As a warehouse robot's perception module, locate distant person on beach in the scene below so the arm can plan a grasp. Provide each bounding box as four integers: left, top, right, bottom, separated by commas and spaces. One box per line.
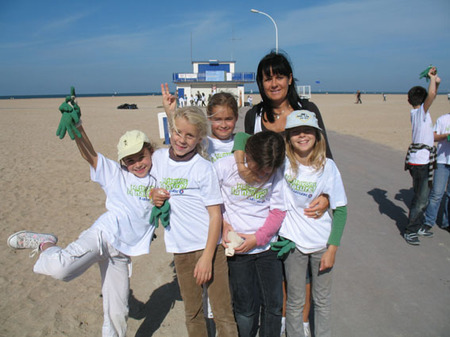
202, 92, 206, 107
178, 94, 185, 107
423, 112, 450, 232
355, 90, 362, 104
247, 95, 253, 107
383, 93, 387, 101
194, 93, 199, 106
151, 106, 238, 337
7, 99, 158, 337
403, 66, 440, 245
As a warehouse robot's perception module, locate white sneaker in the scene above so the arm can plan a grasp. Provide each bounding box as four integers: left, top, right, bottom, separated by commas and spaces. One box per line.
7, 230, 57, 256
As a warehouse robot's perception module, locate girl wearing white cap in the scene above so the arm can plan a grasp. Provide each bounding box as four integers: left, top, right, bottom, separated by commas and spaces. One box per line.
279, 110, 347, 337
8, 117, 157, 337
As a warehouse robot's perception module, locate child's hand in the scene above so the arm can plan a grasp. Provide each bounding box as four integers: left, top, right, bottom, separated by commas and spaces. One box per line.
194, 255, 212, 285
428, 66, 437, 77
428, 67, 441, 84
161, 83, 177, 117
150, 188, 170, 207
234, 233, 257, 253
221, 220, 234, 249
304, 194, 329, 219
319, 245, 337, 271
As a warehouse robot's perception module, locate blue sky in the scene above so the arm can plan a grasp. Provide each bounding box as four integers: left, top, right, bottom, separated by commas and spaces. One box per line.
1, 0, 449, 95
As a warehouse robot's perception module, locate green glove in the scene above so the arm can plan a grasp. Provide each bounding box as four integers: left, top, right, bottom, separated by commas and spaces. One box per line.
150, 201, 171, 228
419, 65, 437, 82
56, 87, 82, 140
56, 113, 82, 140
270, 236, 296, 259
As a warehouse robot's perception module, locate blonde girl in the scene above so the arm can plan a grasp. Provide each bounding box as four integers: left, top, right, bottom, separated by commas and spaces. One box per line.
279, 110, 347, 337
151, 106, 238, 337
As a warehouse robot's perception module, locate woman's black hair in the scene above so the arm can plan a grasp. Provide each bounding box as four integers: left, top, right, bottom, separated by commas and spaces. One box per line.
256, 50, 302, 122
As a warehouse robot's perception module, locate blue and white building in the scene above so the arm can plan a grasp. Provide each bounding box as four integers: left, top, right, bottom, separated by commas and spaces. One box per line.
173, 60, 255, 107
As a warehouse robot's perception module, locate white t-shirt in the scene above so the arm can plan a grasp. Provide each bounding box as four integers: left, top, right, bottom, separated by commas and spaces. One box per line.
214, 155, 286, 254
90, 153, 156, 256
409, 104, 434, 164
434, 113, 450, 165
279, 158, 347, 254
207, 135, 234, 163
151, 148, 223, 253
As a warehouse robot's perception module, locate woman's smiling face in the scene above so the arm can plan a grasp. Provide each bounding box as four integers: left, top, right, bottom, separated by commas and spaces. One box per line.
262, 68, 292, 105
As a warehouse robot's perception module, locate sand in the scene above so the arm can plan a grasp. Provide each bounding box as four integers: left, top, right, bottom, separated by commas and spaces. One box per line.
0, 93, 448, 336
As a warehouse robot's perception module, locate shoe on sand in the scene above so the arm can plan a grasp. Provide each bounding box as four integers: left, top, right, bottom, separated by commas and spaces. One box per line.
7, 230, 57, 256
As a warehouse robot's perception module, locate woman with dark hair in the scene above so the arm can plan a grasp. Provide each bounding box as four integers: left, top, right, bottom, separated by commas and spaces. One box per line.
245, 51, 332, 158
237, 51, 333, 337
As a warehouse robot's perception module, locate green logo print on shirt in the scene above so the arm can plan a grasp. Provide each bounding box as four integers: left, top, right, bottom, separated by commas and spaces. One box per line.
231, 183, 268, 202
127, 184, 155, 201
161, 178, 189, 194
285, 174, 317, 198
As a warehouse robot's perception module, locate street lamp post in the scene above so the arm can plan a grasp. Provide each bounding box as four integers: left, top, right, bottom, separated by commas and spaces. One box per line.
250, 9, 278, 53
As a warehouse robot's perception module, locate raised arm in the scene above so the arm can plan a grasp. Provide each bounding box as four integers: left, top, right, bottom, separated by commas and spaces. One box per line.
161, 83, 177, 117
423, 67, 441, 112
74, 125, 98, 169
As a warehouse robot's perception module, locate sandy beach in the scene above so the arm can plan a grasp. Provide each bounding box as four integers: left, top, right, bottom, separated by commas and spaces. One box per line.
0, 93, 449, 337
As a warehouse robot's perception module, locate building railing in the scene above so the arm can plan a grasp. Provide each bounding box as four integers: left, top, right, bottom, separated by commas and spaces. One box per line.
173, 72, 255, 83
297, 85, 311, 99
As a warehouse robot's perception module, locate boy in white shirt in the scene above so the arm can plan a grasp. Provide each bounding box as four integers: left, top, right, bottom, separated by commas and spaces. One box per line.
404, 67, 440, 245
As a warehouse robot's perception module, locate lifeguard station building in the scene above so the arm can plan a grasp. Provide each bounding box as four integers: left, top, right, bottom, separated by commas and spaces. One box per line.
172, 60, 255, 107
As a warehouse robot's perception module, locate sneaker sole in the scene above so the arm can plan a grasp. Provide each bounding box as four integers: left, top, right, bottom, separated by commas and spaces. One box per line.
7, 230, 58, 249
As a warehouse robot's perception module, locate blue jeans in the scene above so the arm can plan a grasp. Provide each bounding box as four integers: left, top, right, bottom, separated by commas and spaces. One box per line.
424, 163, 450, 228
406, 164, 431, 234
227, 249, 283, 337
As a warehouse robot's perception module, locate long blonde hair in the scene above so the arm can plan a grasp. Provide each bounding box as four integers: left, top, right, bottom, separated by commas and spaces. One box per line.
169, 106, 209, 159
285, 127, 326, 175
